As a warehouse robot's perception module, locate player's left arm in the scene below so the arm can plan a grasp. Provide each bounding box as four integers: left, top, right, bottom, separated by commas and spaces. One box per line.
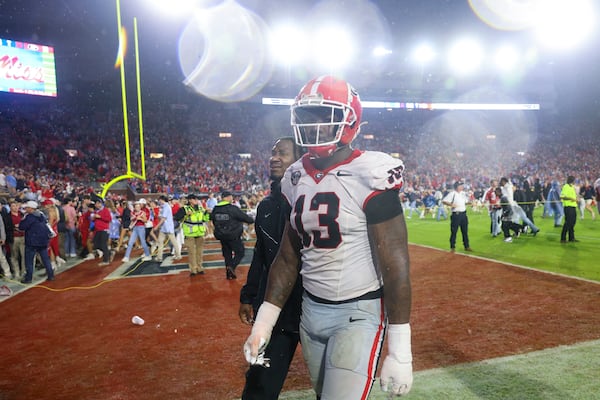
366, 189, 413, 396
366, 191, 411, 325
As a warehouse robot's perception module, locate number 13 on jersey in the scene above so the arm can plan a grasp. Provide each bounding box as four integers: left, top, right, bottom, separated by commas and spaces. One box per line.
293, 193, 342, 249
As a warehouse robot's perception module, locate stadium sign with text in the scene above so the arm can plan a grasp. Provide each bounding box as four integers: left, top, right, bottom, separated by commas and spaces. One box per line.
0, 37, 57, 97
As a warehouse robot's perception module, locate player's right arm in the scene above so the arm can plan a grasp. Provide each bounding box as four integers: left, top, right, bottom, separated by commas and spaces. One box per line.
243, 221, 301, 365
263, 221, 301, 307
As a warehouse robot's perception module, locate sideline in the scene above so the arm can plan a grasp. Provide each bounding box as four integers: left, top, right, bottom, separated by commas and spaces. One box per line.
1, 239, 256, 301
0, 256, 85, 302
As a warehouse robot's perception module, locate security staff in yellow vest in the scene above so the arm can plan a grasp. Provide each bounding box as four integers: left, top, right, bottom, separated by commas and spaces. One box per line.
174, 194, 210, 276
560, 175, 579, 243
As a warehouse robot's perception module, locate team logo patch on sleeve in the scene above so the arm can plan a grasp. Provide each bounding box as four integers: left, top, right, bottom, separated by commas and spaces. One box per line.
291, 170, 301, 186
387, 165, 404, 185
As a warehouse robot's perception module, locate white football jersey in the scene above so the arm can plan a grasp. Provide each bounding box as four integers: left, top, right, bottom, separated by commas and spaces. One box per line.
281, 149, 405, 302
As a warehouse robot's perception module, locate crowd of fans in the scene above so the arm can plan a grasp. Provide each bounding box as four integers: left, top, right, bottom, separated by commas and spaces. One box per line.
1, 99, 598, 279
1, 100, 599, 203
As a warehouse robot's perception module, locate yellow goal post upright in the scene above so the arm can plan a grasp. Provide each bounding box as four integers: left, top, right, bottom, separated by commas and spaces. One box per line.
101, 0, 146, 199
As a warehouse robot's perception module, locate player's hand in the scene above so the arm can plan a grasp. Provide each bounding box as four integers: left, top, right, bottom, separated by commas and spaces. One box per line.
243, 332, 269, 366
239, 303, 254, 325
242, 302, 281, 366
380, 323, 413, 396
380, 355, 413, 396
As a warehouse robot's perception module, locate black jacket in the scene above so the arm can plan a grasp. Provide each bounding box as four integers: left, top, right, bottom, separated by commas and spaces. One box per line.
18, 210, 50, 247
240, 181, 302, 333
210, 201, 254, 241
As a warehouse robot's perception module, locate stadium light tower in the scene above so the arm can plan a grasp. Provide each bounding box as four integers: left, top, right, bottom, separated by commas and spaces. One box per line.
313, 26, 355, 70
145, 0, 201, 17
412, 43, 436, 65
494, 44, 518, 71
373, 45, 393, 56
448, 38, 484, 74
269, 24, 307, 66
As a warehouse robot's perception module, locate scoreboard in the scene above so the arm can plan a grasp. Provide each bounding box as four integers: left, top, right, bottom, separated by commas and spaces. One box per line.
0, 37, 57, 97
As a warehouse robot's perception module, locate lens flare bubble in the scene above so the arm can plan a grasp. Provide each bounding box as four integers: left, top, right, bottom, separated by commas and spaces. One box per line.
305, 0, 391, 87
178, 0, 272, 102
468, 0, 537, 31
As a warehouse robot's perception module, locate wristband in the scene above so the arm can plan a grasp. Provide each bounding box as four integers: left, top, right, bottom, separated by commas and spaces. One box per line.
244, 301, 282, 365
253, 301, 281, 332
387, 323, 412, 363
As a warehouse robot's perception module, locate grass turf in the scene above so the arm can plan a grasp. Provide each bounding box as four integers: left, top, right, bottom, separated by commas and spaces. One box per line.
405, 206, 600, 282
277, 339, 600, 400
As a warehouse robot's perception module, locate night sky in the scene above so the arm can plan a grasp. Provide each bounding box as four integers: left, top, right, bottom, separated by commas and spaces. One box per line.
1, 0, 599, 118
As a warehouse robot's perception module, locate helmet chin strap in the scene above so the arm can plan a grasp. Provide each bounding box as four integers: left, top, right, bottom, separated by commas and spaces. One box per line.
335, 142, 352, 153
308, 142, 351, 160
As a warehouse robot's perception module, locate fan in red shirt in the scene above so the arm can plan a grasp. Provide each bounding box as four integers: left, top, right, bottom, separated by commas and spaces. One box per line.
483, 179, 502, 237
90, 200, 113, 266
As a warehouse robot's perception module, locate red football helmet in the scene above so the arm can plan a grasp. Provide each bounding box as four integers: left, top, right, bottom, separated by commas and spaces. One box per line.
291, 76, 363, 158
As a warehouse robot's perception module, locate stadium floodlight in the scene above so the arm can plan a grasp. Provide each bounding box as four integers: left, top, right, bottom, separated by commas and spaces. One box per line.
412, 43, 436, 65
448, 38, 484, 74
145, 0, 200, 16
312, 26, 355, 70
269, 24, 307, 66
494, 44, 519, 71
373, 46, 392, 56
534, 0, 596, 50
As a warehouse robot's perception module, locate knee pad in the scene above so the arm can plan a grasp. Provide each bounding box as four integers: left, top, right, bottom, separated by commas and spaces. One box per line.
329, 329, 365, 370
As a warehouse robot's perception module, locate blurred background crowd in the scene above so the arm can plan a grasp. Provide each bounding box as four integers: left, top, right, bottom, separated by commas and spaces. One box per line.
1, 101, 598, 203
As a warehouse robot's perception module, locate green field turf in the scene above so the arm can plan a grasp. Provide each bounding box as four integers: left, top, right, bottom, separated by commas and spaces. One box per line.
278, 339, 600, 400
406, 206, 600, 282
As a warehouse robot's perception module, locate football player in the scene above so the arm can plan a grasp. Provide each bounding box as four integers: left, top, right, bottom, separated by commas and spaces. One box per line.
244, 76, 413, 399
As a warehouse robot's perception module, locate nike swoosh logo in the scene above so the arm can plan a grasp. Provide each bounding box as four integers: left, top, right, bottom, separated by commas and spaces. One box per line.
349, 317, 366, 323
336, 171, 352, 177
264, 213, 271, 218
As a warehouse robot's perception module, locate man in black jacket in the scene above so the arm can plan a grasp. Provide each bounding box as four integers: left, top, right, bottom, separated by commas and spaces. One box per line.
19, 201, 55, 283
211, 191, 254, 279
238, 137, 304, 400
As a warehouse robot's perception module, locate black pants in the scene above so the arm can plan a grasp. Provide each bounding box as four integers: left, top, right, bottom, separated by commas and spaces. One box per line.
501, 220, 523, 238
242, 330, 300, 400
450, 212, 469, 249
523, 203, 535, 223
219, 237, 245, 270
93, 231, 110, 262
561, 206, 577, 241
